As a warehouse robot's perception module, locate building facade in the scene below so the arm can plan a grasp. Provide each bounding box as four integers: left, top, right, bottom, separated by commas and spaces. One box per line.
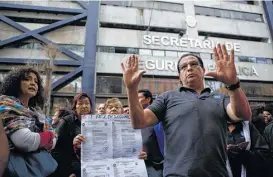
1, 0, 273, 113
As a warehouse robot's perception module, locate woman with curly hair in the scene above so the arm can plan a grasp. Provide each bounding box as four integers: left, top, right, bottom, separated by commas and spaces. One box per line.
0, 67, 57, 177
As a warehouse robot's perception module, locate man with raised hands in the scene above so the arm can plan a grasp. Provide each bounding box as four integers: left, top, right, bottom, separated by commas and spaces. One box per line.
121, 44, 252, 177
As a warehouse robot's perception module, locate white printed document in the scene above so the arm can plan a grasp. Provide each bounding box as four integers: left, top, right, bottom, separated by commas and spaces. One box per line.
81, 114, 148, 177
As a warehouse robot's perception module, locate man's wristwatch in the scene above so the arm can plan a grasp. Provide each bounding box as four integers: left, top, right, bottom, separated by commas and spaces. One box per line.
225, 79, 240, 91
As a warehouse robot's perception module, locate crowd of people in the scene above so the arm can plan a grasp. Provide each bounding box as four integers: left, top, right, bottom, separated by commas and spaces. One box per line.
0, 43, 273, 177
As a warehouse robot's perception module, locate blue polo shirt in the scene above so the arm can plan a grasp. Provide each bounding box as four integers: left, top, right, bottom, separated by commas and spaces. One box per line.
154, 123, 164, 156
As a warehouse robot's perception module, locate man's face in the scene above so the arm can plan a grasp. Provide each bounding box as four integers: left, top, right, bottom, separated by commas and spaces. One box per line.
123, 107, 129, 114
178, 56, 205, 88
138, 92, 151, 108
52, 110, 60, 125
263, 111, 272, 123
97, 103, 105, 114
105, 102, 123, 114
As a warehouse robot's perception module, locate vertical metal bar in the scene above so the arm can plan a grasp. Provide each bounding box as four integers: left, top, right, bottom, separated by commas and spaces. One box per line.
82, 1, 100, 112
263, 1, 273, 42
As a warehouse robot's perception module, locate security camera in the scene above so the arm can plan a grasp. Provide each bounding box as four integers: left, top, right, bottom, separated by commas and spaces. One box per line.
179, 31, 184, 37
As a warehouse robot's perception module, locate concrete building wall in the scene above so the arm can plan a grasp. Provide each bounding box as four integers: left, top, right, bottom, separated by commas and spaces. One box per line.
1, 0, 272, 60
4, 1, 83, 9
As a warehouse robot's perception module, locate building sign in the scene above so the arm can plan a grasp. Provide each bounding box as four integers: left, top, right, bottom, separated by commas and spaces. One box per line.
143, 35, 241, 52
207, 64, 258, 77
96, 53, 273, 81
145, 59, 258, 77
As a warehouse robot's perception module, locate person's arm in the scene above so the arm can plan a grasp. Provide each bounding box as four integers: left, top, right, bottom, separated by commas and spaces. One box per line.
205, 44, 251, 121
127, 89, 158, 129
121, 55, 158, 129
0, 121, 9, 177
226, 88, 252, 121
9, 128, 56, 152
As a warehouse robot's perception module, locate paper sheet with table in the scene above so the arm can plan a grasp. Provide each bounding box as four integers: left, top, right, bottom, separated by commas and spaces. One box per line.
81, 114, 148, 177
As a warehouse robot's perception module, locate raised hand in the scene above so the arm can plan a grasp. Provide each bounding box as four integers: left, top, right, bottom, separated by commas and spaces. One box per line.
121, 55, 146, 90
205, 44, 238, 86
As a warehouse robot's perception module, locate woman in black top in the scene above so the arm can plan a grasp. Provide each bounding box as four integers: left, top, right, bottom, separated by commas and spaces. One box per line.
50, 93, 92, 177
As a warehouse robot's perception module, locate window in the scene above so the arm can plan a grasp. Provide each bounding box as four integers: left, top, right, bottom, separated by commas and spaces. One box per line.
153, 2, 184, 12
241, 82, 273, 97
238, 56, 251, 62
96, 76, 122, 94
195, 6, 263, 22
248, 57, 257, 63
152, 50, 165, 57
235, 56, 239, 62
102, 1, 184, 12
97, 46, 115, 53
243, 13, 263, 22
115, 47, 127, 54
55, 76, 82, 93
213, 9, 221, 17
267, 59, 273, 64
177, 52, 188, 57
165, 51, 178, 57
200, 53, 212, 60
195, 6, 210, 16
199, 32, 265, 42
220, 10, 231, 18
61, 44, 84, 52
127, 48, 139, 54
190, 52, 200, 57
256, 58, 267, 64
51, 97, 73, 115
139, 49, 152, 56
230, 11, 244, 20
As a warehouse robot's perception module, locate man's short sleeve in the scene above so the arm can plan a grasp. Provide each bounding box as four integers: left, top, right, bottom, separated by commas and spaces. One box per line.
147, 93, 167, 122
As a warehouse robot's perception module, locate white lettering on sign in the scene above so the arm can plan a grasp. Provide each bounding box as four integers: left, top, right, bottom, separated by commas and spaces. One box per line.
143, 35, 241, 52
161, 36, 170, 46
145, 60, 177, 72
145, 59, 258, 77
207, 64, 259, 77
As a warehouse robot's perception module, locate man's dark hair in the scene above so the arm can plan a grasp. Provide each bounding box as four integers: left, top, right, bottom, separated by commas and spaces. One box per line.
0, 67, 44, 107
138, 89, 153, 104
58, 107, 72, 119
264, 105, 273, 115
123, 105, 129, 108
177, 53, 204, 73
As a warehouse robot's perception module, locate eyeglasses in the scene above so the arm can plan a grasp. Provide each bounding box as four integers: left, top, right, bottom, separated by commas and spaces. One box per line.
179, 61, 200, 72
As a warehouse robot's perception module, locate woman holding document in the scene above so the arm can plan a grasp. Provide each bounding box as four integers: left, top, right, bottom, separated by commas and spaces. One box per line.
50, 93, 92, 177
